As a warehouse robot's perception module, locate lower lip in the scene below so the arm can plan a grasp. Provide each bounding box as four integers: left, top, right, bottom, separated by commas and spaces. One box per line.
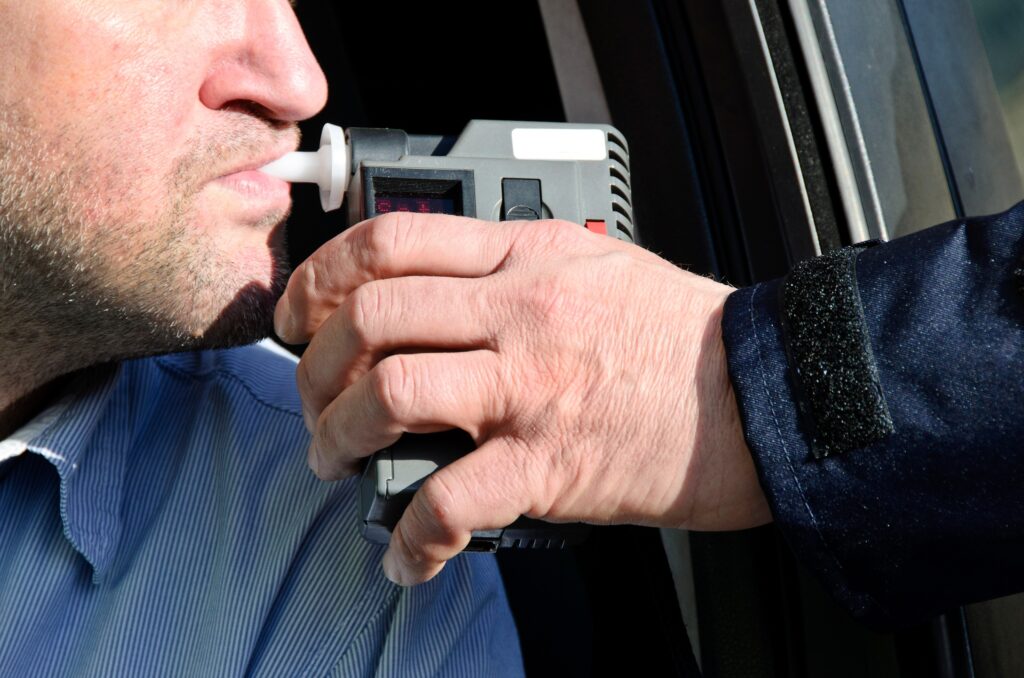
214, 170, 292, 206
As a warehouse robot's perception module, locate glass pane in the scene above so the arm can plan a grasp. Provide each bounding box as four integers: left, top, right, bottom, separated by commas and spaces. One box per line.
971, 0, 1024, 178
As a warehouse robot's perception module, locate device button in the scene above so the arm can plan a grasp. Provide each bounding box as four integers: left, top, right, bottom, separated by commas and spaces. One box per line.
501, 178, 543, 221
585, 219, 607, 235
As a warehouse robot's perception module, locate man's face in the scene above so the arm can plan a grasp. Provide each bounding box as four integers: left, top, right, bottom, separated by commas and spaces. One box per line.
0, 0, 327, 362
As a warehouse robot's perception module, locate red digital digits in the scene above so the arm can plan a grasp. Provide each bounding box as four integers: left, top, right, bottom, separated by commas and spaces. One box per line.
376, 196, 450, 215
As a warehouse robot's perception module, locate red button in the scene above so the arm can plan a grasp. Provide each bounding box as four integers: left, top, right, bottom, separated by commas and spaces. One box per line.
585, 219, 607, 235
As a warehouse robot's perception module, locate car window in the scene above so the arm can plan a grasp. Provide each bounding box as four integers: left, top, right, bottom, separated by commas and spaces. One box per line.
971, 0, 1024, 177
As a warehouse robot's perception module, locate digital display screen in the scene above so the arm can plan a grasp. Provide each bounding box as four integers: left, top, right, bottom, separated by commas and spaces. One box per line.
374, 195, 457, 215
363, 170, 474, 219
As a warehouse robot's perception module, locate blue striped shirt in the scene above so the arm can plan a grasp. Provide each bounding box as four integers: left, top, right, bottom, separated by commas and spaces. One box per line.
0, 341, 523, 676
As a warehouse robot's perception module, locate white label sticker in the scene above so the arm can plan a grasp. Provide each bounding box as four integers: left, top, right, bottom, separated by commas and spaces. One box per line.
511, 128, 608, 161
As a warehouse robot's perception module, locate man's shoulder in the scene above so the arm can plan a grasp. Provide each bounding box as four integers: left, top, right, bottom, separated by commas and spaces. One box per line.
100, 343, 522, 676
139, 339, 303, 420
113, 341, 308, 467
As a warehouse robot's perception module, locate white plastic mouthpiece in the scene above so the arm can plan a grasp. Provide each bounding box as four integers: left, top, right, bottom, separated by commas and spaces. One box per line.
261, 123, 349, 212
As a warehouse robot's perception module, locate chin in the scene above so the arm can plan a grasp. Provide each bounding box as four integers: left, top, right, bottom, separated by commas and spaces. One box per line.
194, 283, 281, 349
185, 224, 292, 349
182, 269, 287, 350
209, 204, 291, 275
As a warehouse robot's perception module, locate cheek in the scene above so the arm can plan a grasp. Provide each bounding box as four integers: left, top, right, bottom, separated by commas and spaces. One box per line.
14, 3, 202, 192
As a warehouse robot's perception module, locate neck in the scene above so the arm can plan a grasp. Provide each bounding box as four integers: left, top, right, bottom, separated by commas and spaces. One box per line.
0, 327, 78, 440
0, 374, 71, 441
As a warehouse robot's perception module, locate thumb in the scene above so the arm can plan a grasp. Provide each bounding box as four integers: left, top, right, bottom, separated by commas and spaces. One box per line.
381, 436, 535, 586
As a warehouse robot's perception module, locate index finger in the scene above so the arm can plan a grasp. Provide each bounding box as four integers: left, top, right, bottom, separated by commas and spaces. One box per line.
381, 436, 539, 586
275, 212, 516, 344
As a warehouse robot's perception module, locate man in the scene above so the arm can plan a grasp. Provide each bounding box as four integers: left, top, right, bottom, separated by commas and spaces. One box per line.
0, 1, 521, 675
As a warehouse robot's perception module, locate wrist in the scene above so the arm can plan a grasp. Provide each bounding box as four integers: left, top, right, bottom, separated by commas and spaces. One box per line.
679, 282, 772, 531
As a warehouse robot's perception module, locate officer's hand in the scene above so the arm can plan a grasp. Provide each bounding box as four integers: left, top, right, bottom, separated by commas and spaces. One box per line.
275, 212, 771, 585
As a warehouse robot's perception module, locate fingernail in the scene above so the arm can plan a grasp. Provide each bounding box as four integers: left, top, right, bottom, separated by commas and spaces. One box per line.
382, 548, 403, 585
301, 405, 316, 434
274, 305, 295, 341
307, 439, 321, 477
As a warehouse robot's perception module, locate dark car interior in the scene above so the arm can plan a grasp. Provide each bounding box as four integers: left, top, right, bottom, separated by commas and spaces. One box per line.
290, 2, 1024, 676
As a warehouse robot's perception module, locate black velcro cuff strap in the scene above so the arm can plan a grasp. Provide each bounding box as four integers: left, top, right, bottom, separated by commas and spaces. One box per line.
781, 245, 893, 458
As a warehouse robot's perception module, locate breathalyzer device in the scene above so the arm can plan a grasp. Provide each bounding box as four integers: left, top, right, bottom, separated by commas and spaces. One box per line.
263, 120, 636, 551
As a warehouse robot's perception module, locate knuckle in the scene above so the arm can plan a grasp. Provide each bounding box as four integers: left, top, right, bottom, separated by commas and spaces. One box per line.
346, 281, 387, 349
508, 219, 575, 257
312, 408, 343, 458
363, 212, 412, 271
301, 254, 334, 300
548, 218, 581, 238
372, 355, 417, 422
418, 474, 461, 539
539, 219, 582, 250
598, 249, 635, 275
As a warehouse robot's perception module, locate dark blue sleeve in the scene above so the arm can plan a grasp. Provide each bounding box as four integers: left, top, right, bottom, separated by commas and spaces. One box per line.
721, 200, 1024, 629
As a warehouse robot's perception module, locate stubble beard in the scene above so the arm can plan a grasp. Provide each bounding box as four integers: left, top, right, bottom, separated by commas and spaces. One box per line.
0, 106, 293, 394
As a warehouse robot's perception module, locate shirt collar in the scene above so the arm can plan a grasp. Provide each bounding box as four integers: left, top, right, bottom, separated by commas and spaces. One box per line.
3, 365, 123, 581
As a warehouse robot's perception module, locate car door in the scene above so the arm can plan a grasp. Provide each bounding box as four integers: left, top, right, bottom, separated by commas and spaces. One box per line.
569, 0, 1022, 676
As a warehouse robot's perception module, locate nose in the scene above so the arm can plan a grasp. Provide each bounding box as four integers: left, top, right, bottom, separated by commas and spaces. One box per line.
200, 0, 329, 122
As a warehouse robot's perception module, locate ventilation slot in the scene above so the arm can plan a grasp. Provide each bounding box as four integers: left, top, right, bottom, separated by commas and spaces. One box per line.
609, 166, 629, 185
607, 131, 628, 153
608, 148, 628, 169
611, 184, 631, 206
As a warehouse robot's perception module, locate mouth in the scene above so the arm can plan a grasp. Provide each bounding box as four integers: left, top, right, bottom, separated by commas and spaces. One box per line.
214, 169, 291, 201
212, 144, 298, 209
